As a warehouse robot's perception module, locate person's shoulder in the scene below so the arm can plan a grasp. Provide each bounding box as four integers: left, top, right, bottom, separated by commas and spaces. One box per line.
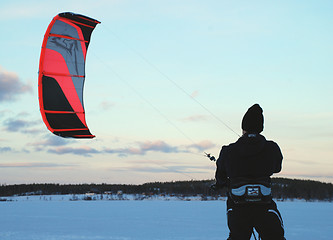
260, 134, 277, 144
263, 137, 281, 151
220, 141, 237, 154
265, 138, 279, 146
222, 140, 238, 149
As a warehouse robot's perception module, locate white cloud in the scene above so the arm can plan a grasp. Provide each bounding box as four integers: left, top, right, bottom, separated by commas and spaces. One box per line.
0, 147, 12, 153
48, 146, 100, 157
0, 162, 75, 168
2, 117, 40, 134
99, 101, 115, 110
0, 0, 120, 20
104, 140, 187, 157
187, 140, 216, 152
181, 115, 208, 122
0, 66, 32, 102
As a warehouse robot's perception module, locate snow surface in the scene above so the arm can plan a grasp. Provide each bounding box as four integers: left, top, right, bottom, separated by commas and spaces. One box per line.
0, 195, 332, 240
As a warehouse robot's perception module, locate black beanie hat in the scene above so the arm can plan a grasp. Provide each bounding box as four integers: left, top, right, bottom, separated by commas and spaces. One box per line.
241, 104, 264, 133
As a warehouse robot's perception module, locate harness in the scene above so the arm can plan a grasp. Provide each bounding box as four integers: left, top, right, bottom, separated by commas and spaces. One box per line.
228, 177, 272, 204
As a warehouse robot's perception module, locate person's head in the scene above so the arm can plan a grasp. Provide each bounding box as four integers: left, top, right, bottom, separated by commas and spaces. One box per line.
241, 104, 264, 134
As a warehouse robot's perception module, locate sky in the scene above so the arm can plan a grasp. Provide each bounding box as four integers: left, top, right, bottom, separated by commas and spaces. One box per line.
0, 0, 332, 185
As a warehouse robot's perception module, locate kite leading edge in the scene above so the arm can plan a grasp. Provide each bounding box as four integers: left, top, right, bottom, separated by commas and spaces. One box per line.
38, 12, 100, 138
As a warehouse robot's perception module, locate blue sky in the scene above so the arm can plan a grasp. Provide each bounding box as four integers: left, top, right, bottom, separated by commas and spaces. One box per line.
0, 0, 332, 184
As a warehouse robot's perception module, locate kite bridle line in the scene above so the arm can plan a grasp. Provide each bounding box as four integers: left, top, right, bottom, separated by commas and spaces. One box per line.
92, 53, 202, 180
101, 24, 241, 138
93, 25, 241, 180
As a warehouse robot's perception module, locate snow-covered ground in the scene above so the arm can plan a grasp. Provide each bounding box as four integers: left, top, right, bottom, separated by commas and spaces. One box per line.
0, 195, 332, 239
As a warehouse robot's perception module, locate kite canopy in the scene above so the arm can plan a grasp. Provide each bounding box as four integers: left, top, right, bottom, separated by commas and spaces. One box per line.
38, 12, 100, 138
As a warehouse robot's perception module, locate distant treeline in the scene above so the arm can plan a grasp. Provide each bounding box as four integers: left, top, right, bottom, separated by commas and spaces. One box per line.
0, 178, 332, 201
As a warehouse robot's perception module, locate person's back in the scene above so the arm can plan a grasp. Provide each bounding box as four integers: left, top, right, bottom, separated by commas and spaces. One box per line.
221, 133, 282, 179
214, 104, 285, 240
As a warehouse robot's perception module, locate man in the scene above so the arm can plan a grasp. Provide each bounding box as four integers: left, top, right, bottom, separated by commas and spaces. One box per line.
214, 104, 285, 240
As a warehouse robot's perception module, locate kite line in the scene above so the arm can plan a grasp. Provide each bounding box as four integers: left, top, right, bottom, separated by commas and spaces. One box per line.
101, 24, 241, 138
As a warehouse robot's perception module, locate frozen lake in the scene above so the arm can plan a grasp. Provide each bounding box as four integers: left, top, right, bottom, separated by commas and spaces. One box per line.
0, 196, 332, 239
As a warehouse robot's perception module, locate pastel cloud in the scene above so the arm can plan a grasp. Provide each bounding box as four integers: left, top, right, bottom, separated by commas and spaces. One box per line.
188, 140, 216, 152
104, 140, 187, 157
47, 146, 99, 157
0, 66, 32, 102
181, 115, 208, 122
0, 147, 12, 153
0, 162, 75, 168
37, 138, 216, 157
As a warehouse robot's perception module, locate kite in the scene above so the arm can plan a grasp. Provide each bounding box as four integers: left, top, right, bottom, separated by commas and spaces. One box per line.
38, 12, 100, 138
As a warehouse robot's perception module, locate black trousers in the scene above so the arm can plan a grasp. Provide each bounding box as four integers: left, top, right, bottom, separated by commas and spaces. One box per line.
226, 199, 285, 240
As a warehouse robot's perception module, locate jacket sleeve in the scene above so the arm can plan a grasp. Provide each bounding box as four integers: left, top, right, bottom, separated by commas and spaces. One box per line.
215, 146, 228, 188
273, 143, 283, 173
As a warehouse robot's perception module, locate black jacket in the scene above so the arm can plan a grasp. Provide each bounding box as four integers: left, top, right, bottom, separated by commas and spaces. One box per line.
215, 133, 283, 188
